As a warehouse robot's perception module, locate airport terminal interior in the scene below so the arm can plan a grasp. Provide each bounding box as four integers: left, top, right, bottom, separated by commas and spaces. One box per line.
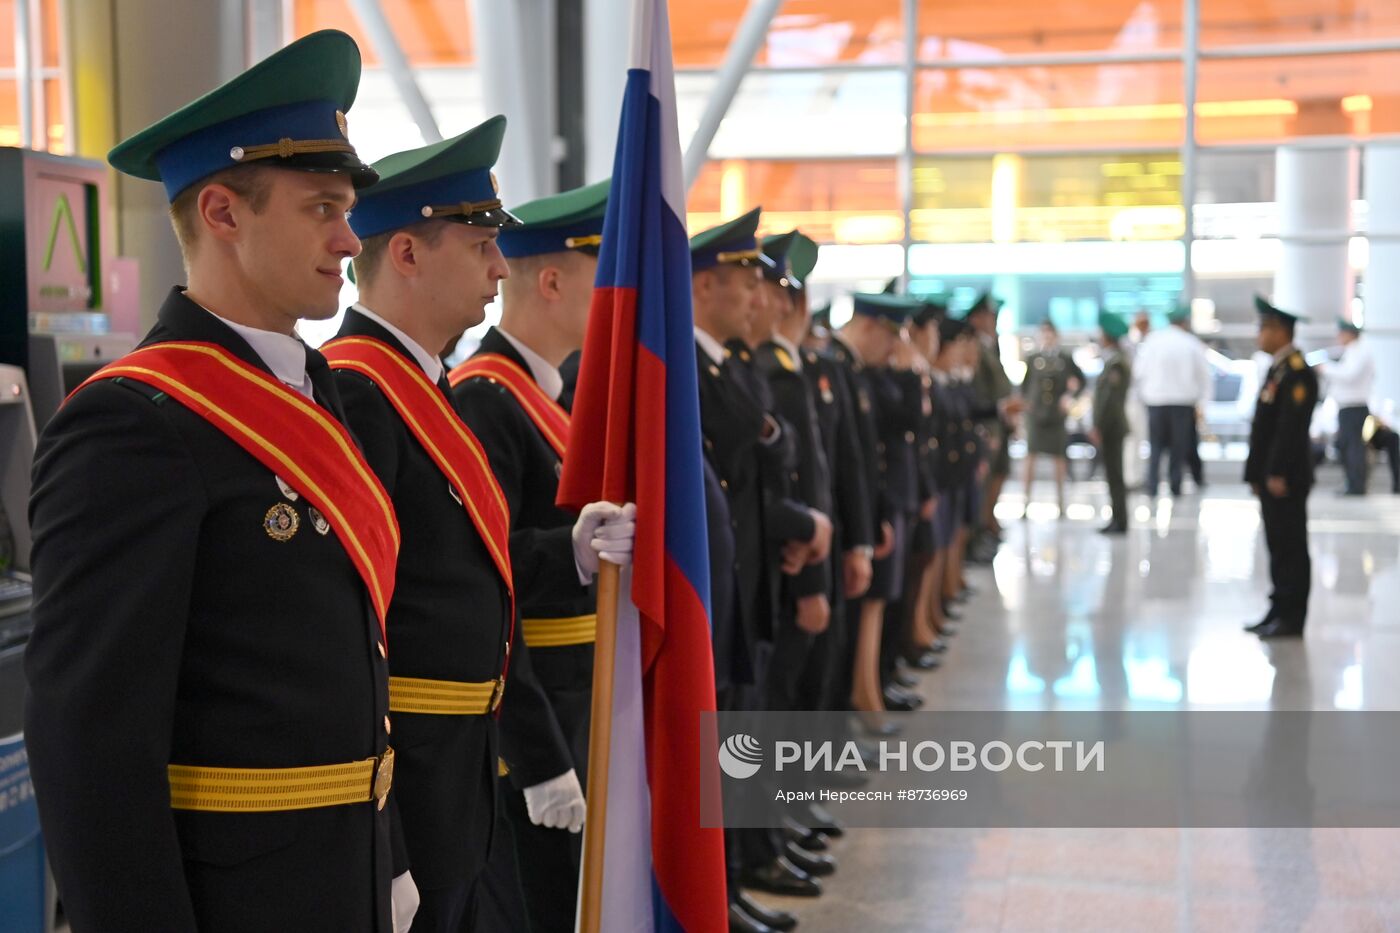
4, 1, 1400, 931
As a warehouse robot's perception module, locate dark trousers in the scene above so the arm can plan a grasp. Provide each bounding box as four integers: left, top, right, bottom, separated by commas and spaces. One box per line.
1147, 405, 1195, 495
1259, 489, 1311, 624
415, 877, 477, 933
1101, 428, 1128, 528
473, 804, 530, 933
1338, 405, 1370, 494
1372, 426, 1400, 491
1187, 418, 1204, 485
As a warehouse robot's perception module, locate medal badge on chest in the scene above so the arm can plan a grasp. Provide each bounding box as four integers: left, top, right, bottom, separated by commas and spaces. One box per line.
1260, 379, 1278, 405
264, 502, 300, 541
818, 374, 834, 405
307, 505, 331, 536
275, 476, 299, 501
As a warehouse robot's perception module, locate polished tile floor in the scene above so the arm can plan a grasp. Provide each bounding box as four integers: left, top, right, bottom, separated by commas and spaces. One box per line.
762, 464, 1400, 933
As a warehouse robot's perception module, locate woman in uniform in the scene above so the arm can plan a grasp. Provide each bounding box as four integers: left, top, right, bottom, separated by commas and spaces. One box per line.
1021, 319, 1085, 516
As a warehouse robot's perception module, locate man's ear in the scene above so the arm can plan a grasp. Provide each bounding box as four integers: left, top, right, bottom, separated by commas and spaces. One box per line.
386, 231, 420, 278
537, 264, 563, 301
196, 184, 241, 244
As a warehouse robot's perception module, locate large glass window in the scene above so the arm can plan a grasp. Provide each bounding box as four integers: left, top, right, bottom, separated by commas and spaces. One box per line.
688, 158, 902, 244
673, 0, 903, 68
1196, 51, 1400, 143
677, 69, 906, 158
914, 62, 1186, 151
2, 0, 69, 152
1199, 0, 1400, 48
916, 0, 1184, 58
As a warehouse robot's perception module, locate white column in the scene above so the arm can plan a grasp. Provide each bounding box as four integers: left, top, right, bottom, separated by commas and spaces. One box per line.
583, 0, 630, 183
470, 0, 556, 204
1364, 141, 1400, 413
1274, 144, 1357, 334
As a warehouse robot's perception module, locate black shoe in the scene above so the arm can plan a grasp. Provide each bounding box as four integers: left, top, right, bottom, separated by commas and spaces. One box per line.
1257, 619, 1305, 639
805, 803, 845, 837
824, 767, 869, 789
1098, 523, 1127, 535
906, 648, 941, 669
735, 892, 798, 932
1243, 614, 1276, 634
892, 668, 919, 688
941, 602, 963, 621
856, 714, 900, 738
740, 857, 822, 897
883, 684, 922, 711
937, 623, 958, 638
730, 901, 779, 933
784, 817, 828, 852
785, 841, 837, 877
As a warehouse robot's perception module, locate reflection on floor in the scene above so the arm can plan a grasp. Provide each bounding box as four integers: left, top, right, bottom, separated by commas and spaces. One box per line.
757, 473, 1400, 933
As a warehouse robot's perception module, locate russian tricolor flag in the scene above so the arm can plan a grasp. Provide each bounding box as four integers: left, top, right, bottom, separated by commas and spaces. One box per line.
555, 0, 727, 930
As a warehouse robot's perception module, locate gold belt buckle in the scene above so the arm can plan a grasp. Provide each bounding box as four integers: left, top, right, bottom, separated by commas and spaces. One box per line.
490, 676, 506, 714
372, 747, 395, 810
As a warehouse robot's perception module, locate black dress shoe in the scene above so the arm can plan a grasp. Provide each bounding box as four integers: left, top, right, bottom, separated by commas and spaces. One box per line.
785, 841, 837, 877
855, 713, 901, 737
883, 685, 922, 711
735, 892, 798, 932
1243, 614, 1276, 634
730, 901, 778, 933
902, 649, 940, 669
937, 623, 958, 638
1257, 619, 1304, 639
1098, 523, 1127, 535
740, 856, 822, 897
892, 668, 919, 689
941, 602, 963, 621
783, 816, 828, 851
805, 803, 845, 837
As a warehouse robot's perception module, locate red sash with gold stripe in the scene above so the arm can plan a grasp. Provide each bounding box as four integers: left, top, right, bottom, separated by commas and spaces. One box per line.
73, 341, 399, 634
322, 337, 515, 602
448, 353, 570, 458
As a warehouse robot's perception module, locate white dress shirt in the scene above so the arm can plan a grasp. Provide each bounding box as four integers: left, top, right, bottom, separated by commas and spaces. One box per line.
497, 327, 564, 401
1132, 325, 1212, 407
694, 326, 726, 366
350, 303, 445, 384
1326, 337, 1374, 408
204, 307, 314, 400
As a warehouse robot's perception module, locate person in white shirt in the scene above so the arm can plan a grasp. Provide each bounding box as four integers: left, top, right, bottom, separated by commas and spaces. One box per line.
1322, 318, 1375, 494
1132, 306, 1212, 496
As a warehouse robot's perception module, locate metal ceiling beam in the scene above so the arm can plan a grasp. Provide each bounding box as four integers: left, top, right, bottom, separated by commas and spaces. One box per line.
347, 0, 442, 143
682, 0, 784, 192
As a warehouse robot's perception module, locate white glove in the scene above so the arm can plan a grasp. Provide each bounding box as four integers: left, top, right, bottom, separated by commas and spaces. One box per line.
571, 502, 637, 578
391, 870, 419, 933
523, 768, 586, 834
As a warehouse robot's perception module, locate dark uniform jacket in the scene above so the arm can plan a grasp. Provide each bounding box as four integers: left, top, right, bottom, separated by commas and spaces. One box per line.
865, 366, 924, 516
826, 334, 887, 527
331, 309, 513, 892
1093, 350, 1132, 439
25, 290, 393, 932
1245, 348, 1319, 493
803, 346, 874, 555
452, 326, 595, 791
753, 339, 833, 602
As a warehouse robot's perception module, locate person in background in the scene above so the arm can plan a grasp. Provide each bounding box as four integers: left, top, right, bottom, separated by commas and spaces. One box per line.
1321, 318, 1375, 496
1020, 319, 1085, 516
1133, 305, 1211, 497
1244, 297, 1319, 640
1367, 415, 1400, 494
966, 294, 1020, 559
1092, 311, 1133, 535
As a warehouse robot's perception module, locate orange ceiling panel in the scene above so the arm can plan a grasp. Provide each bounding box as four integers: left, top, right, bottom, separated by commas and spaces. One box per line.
1199, 0, 1400, 47
293, 0, 474, 67
917, 0, 1183, 56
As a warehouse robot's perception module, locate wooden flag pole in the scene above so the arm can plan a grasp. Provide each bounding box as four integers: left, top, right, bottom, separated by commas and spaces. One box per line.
578, 558, 622, 933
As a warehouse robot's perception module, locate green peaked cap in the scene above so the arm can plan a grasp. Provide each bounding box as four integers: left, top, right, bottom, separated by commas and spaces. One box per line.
348, 115, 520, 238
1254, 295, 1308, 325
690, 206, 774, 272
1098, 310, 1130, 340
498, 178, 611, 257
108, 29, 375, 200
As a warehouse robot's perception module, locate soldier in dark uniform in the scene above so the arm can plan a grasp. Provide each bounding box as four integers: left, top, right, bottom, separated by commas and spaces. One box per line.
24, 32, 410, 932
836, 293, 925, 733
1244, 297, 1318, 639
1093, 311, 1133, 535
449, 181, 636, 933
690, 210, 833, 922
967, 293, 1021, 558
